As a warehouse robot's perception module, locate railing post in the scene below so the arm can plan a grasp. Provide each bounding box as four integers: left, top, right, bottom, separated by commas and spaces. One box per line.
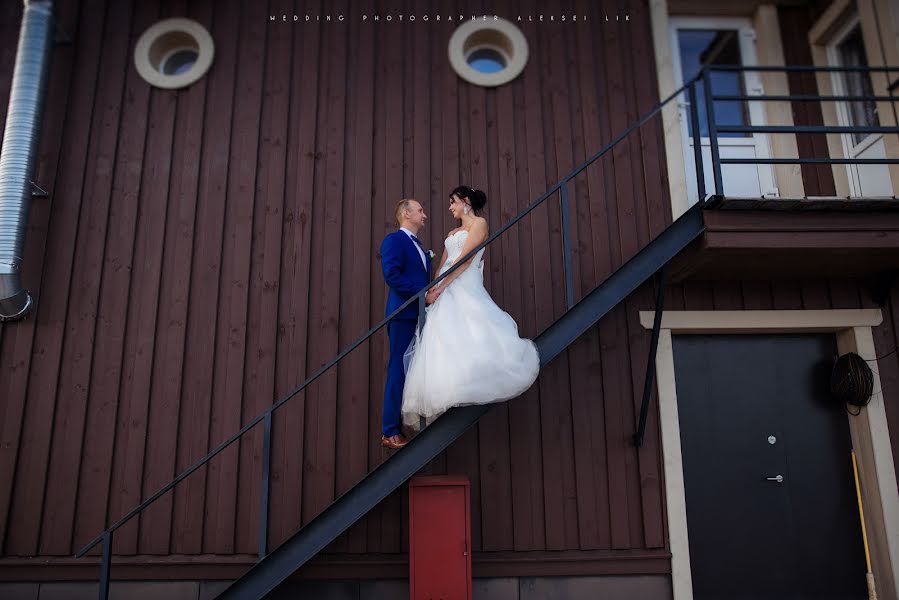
634, 264, 667, 448
98, 531, 112, 600
259, 411, 273, 560
560, 180, 575, 309
701, 68, 724, 196
688, 81, 706, 203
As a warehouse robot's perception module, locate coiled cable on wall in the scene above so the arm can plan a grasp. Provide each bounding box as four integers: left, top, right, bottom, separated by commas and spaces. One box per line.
831, 352, 875, 415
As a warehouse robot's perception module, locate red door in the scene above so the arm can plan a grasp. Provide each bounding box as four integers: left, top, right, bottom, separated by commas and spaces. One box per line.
409, 476, 472, 600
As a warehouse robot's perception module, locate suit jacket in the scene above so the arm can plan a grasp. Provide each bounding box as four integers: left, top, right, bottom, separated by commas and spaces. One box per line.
380, 230, 431, 321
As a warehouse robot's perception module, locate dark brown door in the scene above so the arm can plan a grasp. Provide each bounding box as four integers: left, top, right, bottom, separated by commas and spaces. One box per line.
673, 334, 867, 600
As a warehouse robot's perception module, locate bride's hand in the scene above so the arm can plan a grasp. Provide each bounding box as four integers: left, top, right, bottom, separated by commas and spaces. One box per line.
426, 286, 441, 305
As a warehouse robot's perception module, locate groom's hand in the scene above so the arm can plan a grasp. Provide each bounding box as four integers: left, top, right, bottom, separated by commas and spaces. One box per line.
425, 288, 440, 305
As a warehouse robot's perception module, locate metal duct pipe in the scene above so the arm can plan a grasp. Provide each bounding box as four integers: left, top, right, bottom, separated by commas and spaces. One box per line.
0, 0, 54, 321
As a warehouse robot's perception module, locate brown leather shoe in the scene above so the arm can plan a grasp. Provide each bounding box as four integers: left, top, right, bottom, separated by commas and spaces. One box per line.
381, 434, 408, 449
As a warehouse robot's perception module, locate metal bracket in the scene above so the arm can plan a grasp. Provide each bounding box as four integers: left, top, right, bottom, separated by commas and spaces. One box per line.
31, 181, 48, 198
634, 265, 667, 448
55, 23, 73, 46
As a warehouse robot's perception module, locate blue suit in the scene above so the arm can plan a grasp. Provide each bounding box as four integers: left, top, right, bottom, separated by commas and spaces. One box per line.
380, 230, 431, 436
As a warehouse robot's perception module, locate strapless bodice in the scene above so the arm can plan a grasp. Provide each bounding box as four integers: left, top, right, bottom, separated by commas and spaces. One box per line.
441, 230, 485, 277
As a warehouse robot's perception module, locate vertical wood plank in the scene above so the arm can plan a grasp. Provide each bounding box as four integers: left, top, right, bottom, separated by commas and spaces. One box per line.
109, 3, 183, 552
334, 0, 375, 555
799, 280, 832, 310
168, 0, 241, 555
370, 1, 406, 554
828, 279, 861, 309
137, 0, 209, 555
873, 285, 899, 481
71, 0, 156, 555
682, 281, 715, 310
597, 0, 640, 551
365, 6, 389, 552
521, 0, 579, 552
625, 0, 668, 550
568, 0, 615, 551
201, 0, 268, 554
270, 0, 321, 551
711, 281, 744, 311
741, 281, 774, 310
770, 279, 803, 310
608, 0, 650, 545
778, 6, 836, 196
234, 0, 292, 555
301, 0, 348, 531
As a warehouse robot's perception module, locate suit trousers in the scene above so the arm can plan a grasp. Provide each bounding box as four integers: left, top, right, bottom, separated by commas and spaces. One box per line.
383, 318, 417, 437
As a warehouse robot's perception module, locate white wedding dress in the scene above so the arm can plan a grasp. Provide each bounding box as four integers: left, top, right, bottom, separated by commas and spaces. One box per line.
401, 230, 540, 427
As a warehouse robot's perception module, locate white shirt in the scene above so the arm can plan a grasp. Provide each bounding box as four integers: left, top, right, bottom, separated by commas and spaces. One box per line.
400, 227, 428, 270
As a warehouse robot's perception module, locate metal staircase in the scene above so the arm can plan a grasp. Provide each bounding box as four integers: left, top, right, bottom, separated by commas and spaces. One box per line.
215, 199, 705, 599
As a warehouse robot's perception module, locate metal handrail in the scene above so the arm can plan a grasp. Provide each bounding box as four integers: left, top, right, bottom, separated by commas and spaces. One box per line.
709, 65, 899, 72
713, 95, 899, 102
75, 71, 708, 565
717, 125, 899, 134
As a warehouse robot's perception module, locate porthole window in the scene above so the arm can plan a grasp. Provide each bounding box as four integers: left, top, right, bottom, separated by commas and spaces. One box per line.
448, 18, 528, 87
134, 18, 214, 89
161, 48, 198, 76
468, 48, 506, 74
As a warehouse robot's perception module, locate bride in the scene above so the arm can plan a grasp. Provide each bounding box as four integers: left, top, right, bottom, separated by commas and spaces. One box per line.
401, 186, 540, 427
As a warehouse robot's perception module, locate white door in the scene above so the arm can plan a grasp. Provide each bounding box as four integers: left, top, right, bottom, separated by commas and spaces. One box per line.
670, 17, 779, 201
828, 17, 893, 197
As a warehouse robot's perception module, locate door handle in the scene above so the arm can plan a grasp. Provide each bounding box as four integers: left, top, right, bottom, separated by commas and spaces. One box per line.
766, 475, 784, 483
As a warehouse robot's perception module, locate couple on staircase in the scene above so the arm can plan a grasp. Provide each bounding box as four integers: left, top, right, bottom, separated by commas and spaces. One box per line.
379, 185, 540, 449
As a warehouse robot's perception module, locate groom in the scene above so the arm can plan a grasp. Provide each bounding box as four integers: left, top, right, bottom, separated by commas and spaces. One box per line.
379, 199, 432, 449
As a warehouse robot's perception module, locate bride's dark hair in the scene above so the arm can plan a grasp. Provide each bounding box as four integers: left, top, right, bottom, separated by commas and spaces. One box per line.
449, 185, 487, 215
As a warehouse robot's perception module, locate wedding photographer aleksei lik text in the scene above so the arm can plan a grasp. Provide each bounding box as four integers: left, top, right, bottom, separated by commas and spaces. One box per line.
269, 13, 632, 23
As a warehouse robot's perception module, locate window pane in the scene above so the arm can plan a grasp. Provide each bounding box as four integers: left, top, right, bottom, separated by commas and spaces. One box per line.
162, 49, 198, 76
677, 29, 749, 137
467, 48, 506, 74
836, 26, 879, 145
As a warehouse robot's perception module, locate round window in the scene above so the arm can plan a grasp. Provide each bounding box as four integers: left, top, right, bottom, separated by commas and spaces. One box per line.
161, 48, 199, 76
134, 18, 214, 89
467, 48, 506, 73
448, 18, 528, 87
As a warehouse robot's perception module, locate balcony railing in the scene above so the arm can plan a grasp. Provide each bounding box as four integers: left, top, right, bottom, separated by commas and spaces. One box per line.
697, 65, 899, 197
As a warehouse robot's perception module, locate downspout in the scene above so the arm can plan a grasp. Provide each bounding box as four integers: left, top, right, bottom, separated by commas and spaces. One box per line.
0, 0, 54, 321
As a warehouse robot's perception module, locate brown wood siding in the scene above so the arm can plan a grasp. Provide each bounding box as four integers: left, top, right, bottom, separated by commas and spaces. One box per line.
778, 4, 837, 196
1, 0, 897, 580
